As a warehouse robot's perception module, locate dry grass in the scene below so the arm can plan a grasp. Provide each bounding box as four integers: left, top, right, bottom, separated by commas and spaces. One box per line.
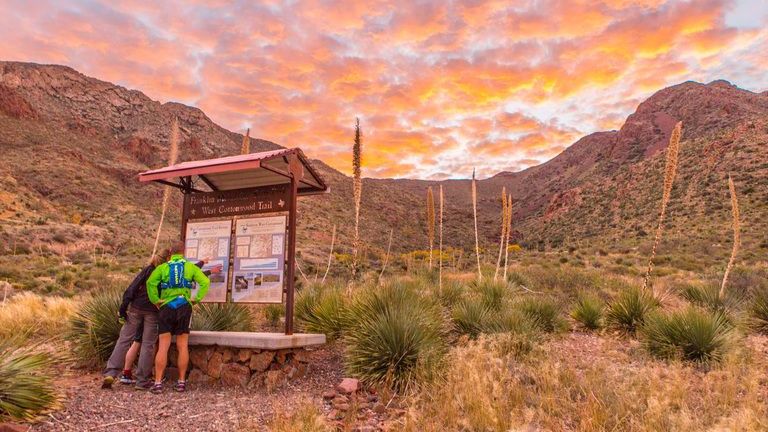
240, 127, 250, 155
426, 187, 435, 270
643, 121, 682, 293
262, 398, 328, 432
720, 175, 741, 299
0, 292, 79, 340
403, 333, 768, 431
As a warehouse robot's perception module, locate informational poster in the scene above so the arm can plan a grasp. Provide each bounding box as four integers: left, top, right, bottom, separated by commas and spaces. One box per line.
185, 219, 232, 303
232, 215, 286, 303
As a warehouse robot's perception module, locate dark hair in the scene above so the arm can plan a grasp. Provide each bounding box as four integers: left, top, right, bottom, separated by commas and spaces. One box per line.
170, 241, 186, 254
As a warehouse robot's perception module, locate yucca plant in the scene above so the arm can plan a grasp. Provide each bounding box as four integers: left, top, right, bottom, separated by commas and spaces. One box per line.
264, 303, 285, 327
240, 127, 251, 155
351, 117, 363, 280
151, 116, 180, 257
679, 282, 744, 315
641, 307, 734, 364
571, 293, 604, 330
516, 296, 565, 333
345, 282, 447, 392
0, 340, 58, 421
749, 287, 768, 334
426, 187, 435, 270
67, 287, 123, 365
438, 185, 444, 288
720, 175, 741, 299
452, 298, 493, 338
434, 279, 465, 308
191, 303, 255, 332
295, 283, 349, 340
469, 279, 508, 312
605, 286, 658, 334
471, 169, 482, 281
494, 187, 508, 280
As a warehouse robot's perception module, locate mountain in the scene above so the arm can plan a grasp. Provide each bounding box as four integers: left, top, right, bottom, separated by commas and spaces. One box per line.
1, 61, 766, 276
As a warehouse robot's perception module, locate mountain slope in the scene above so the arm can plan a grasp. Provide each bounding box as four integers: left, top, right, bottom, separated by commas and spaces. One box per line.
1, 61, 766, 274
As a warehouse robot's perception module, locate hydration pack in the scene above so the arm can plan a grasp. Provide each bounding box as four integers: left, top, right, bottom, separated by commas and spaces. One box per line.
159, 259, 192, 290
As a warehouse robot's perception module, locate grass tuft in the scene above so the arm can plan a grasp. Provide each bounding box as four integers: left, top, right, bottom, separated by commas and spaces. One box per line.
605, 286, 658, 334
571, 293, 604, 330
516, 297, 565, 333
641, 307, 734, 364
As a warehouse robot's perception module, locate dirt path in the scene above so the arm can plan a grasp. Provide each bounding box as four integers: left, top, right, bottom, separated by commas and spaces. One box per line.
32, 345, 344, 432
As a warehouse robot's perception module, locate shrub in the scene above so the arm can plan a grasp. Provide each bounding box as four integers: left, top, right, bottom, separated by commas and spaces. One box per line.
264, 303, 285, 327
571, 293, 604, 330
345, 282, 447, 392
605, 287, 658, 334
516, 297, 565, 333
749, 287, 768, 334
67, 288, 123, 365
191, 303, 254, 332
451, 298, 493, 338
0, 341, 58, 421
679, 282, 744, 314
295, 283, 349, 340
433, 280, 465, 308
469, 279, 508, 311
641, 307, 734, 364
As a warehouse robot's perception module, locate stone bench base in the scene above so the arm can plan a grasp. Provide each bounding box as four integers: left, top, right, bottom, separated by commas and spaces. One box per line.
167, 331, 326, 391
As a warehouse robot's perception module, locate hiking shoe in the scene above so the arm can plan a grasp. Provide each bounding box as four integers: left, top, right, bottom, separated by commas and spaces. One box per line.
134, 381, 153, 391
150, 383, 164, 394
101, 375, 115, 389
119, 374, 136, 385
174, 381, 186, 392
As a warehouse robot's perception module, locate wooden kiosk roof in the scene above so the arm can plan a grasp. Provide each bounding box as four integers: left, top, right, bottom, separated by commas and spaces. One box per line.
137, 148, 328, 194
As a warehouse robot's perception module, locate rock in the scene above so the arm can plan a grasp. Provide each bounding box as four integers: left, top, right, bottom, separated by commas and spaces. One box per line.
237, 349, 251, 363
220, 363, 251, 387
187, 368, 207, 384
0, 423, 28, 432
189, 347, 211, 370
247, 373, 263, 390
322, 390, 337, 400
372, 402, 386, 414
222, 348, 233, 363
249, 350, 275, 372
337, 378, 359, 394
275, 350, 289, 365
326, 409, 342, 420
164, 366, 179, 382
264, 370, 287, 391
334, 403, 350, 411
335, 394, 349, 404
367, 394, 379, 403
292, 349, 311, 363
207, 352, 223, 378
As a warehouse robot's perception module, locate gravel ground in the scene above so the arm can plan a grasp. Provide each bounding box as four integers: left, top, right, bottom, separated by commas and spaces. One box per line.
31, 345, 344, 432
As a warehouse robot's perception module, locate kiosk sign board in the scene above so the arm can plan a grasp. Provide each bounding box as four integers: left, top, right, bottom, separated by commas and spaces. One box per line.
188, 185, 289, 219
231, 215, 287, 303
184, 219, 232, 302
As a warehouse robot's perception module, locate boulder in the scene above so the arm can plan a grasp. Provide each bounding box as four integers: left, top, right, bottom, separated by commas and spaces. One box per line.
207, 352, 223, 378
220, 363, 251, 388
189, 347, 211, 370
249, 351, 275, 372
322, 390, 337, 400
292, 349, 311, 363
337, 378, 359, 394
264, 370, 287, 391
187, 368, 207, 384
222, 348, 233, 363
237, 349, 251, 363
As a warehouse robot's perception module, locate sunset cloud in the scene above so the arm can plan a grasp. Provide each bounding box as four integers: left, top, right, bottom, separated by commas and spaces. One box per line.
0, 0, 766, 179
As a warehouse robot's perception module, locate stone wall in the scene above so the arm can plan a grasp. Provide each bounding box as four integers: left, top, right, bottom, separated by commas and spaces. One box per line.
168, 345, 311, 391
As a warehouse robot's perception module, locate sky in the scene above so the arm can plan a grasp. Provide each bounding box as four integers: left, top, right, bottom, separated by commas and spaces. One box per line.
1, 0, 767, 179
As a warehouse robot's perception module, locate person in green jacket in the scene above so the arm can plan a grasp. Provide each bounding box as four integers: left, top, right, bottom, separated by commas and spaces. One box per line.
146, 241, 210, 394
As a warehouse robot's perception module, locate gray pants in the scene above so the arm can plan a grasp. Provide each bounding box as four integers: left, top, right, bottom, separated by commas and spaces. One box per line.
103, 306, 158, 385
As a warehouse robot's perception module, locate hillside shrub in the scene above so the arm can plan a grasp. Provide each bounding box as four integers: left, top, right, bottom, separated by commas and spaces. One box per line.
571, 293, 604, 330
0, 341, 58, 421
345, 282, 447, 392
605, 287, 658, 334
641, 307, 734, 364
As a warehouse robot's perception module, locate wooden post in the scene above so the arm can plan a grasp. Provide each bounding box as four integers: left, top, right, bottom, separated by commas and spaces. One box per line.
284, 157, 302, 335
180, 176, 192, 242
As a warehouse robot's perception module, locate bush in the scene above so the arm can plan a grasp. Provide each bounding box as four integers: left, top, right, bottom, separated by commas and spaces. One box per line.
295, 283, 349, 340
67, 288, 123, 365
571, 293, 604, 330
451, 298, 493, 338
641, 307, 734, 364
749, 287, 768, 334
345, 282, 447, 392
191, 303, 254, 332
516, 297, 565, 333
433, 280, 465, 308
469, 279, 508, 311
605, 287, 658, 334
264, 303, 285, 327
679, 282, 744, 314
0, 341, 58, 421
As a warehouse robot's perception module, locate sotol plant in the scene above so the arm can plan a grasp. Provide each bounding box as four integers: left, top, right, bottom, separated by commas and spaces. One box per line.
151, 116, 180, 257
642, 121, 682, 294
719, 175, 741, 300
438, 185, 444, 288
471, 169, 482, 281
571, 293, 604, 330
641, 307, 734, 364
494, 187, 508, 281
426, 187, 435, 270
67, 287, 123, 365
606, 286, 658, 334
191, 303, 255, 332
0, 341, 58, 421
351, 118, 363, 280
240, 127, 251, 154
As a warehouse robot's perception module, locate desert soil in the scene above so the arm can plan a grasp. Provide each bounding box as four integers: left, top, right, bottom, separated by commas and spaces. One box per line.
31, 345, 344, 432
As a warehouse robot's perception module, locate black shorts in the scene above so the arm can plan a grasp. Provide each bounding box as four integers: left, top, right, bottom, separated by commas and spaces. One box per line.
134, 322, 144, 342
158, 303, 192, 335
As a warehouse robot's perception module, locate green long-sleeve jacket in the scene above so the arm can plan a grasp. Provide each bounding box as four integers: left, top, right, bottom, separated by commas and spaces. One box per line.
147, 254, 210, 306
